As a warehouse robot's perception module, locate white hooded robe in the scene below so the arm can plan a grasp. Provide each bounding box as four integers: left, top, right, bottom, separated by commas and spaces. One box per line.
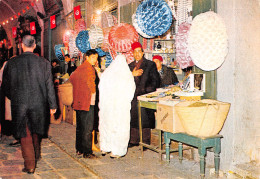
99, 55, 136, 156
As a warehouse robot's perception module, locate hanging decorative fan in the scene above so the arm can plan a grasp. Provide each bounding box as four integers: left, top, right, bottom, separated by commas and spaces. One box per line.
132, 13, 154, 38
68, 31, 80, 58
135, 0, 173, 37
187, 11, 228, 71
96, 48, 106, 57
89, 24, 104, 49
75, 18, 86, 34
101, 11, 114, 28
54, 44, 65, 61
108, 23, 139, 52
176, 22, 194, 69
101, 27, 111, 52
76, 30, 91, 54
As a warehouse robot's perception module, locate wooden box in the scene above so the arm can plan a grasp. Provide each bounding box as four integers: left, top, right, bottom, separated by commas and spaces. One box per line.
156, 103, 185, 133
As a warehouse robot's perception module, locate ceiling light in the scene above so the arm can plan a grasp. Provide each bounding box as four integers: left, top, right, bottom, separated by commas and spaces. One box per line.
96, 10, 102, 15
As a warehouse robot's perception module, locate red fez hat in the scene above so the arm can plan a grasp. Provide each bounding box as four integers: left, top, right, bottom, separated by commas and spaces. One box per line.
153, 55, 163, 62
131, 42, 142, 51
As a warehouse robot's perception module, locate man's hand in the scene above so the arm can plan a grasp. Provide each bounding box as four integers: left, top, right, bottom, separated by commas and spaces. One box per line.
50, 109, 57, 116
132, 67, 143, 77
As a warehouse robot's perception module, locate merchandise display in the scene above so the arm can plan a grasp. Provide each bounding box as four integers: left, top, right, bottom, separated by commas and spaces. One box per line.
89, 24, 104, 49
108, 23, 139, 52
76, 30, 91, 54
187, 11, 228, 71
101, 27, 112, 52
54, 44, 65, 61
132, 13, 154, 38
68, 31, 80, 58
135, 0, 173, 36
74, 18, 86, 34
101, 11, 114, 28
96, 48, 106, 57
176, 22, 194, 69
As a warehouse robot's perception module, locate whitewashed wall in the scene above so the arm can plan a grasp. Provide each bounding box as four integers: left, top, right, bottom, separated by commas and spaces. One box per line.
217, 0, 260, 171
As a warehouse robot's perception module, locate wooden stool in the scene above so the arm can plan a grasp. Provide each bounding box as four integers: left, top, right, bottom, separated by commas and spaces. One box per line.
164, 132, 222, 178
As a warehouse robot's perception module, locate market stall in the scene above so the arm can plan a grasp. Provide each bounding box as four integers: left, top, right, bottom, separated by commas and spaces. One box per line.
51, 0, 231, 177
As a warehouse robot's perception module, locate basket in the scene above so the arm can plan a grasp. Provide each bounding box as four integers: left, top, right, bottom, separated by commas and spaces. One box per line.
175, 99, 230, 137
58, 82, 73, 106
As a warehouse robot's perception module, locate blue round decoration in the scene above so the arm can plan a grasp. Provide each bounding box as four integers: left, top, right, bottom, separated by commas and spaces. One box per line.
136, 0, 173, 37
96, 48, 106, 57
54, 44, 65, 61
105, 52, 113, 68
76, 30, 91, 53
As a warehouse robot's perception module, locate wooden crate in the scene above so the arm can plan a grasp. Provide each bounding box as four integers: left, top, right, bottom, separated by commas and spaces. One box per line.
156, 103, 185, 133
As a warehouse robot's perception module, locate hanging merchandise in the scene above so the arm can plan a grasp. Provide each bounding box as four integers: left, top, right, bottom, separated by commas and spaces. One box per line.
132, 13, 154, 38
55, 44, 65, 61
187, 11, 228, 71
101, 27, 111, 52
176, 0, 192, 33
108, 23, 139, 52
122, 50, 134, 64
76, 30, 91, 54
135, 0, 173, 37
112, 15, 118, 25
68, 31, 80, 58
176, 22, 194, 69
89, 24, 104, 49
75, 18, 86, 34
101, 11, 114, 28
63, 30, 72, 45
96, 48, 106, 57
167, 0, 177, 19
105, 52, 113, 68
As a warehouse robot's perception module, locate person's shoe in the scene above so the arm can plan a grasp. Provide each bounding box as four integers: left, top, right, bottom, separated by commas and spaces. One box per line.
76, 150, 83, 155
101, 151, 110, 156
110, 154, 122, 159
83, 153, 98, 159
22, 168, 35, 174
9, 140, 20, 147
128, 143, 139, 148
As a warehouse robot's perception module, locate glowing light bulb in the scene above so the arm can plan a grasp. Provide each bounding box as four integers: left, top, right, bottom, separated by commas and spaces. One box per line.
96, 10, 102, 15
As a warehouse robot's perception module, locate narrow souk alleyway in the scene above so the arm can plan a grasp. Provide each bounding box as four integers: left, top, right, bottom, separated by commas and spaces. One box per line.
0, 122, 248, 179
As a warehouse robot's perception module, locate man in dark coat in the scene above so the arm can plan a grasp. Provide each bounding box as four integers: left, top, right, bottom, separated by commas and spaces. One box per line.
152, 55, 179, 87
128, 42, 160, 146
2, 35, 57, 174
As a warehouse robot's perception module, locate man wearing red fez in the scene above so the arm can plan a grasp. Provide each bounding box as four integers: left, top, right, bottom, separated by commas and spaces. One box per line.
152, 55, 178, 87
128, 42, 160, 147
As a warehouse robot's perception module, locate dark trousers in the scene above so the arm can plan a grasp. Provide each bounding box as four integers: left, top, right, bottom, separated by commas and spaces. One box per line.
76, 106, 94, 154
130, 128, 151, 145
20, 126, 41, 170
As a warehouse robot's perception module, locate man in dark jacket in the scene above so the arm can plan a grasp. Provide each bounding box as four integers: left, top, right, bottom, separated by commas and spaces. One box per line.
128, 42, 160, 146
2, 35, 57, 174
152, 55, 179, 87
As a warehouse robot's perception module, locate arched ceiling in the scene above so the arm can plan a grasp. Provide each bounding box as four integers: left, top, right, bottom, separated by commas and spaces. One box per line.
0, 0, 36, 26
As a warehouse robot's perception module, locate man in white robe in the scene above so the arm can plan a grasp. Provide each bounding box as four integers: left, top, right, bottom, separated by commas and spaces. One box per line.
99, 55, 136, 158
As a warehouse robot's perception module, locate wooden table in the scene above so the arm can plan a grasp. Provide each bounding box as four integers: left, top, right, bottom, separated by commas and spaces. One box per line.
164, 132, 222, 178
138, 100, 179, 161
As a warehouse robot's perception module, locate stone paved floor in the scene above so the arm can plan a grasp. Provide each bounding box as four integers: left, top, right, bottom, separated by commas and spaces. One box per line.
1, 122, 232, 179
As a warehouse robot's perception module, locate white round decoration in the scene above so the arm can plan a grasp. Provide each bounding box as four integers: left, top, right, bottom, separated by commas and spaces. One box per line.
187, 11, 228, 71
89, 24, 104, 49
132, 13, 154, 39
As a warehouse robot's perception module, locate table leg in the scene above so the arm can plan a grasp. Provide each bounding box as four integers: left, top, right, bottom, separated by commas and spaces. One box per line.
138, 101, 143, 157
199, 147, 206, 178
164, 132, 170, 163
178, 142, 183, 163
159, 130, 162, 161
214, 138, 221, 177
